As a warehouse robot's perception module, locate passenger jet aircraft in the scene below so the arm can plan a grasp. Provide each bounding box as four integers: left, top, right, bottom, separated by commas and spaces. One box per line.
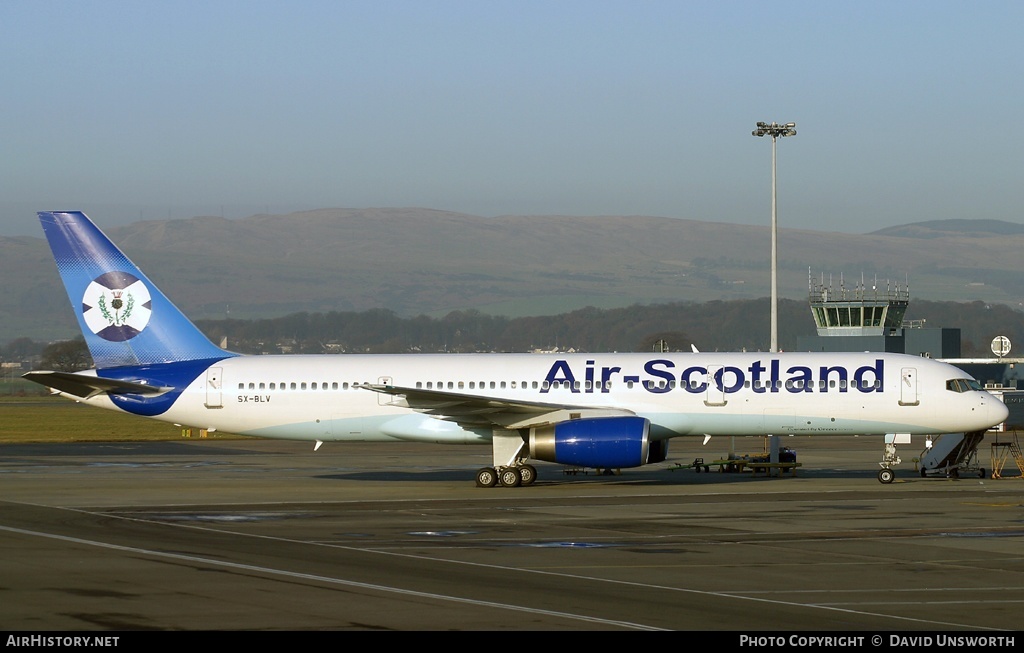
25, 211, 1009, 486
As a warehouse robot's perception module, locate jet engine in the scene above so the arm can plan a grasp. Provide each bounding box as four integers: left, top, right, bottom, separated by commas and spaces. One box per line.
528, 416, 664, 468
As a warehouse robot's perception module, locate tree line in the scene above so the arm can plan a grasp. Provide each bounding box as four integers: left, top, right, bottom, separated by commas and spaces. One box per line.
8, 298, 1023, 373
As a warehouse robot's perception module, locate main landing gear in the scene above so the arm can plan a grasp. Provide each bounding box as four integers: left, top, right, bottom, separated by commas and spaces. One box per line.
475, 464, 537, 488
478, 428, 538, 488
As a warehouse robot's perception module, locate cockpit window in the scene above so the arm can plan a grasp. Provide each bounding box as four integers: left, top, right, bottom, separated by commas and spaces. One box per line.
946, 378, 983, 393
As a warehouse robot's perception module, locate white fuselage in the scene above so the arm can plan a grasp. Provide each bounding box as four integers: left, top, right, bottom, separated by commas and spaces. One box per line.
74, 351, 1008, 444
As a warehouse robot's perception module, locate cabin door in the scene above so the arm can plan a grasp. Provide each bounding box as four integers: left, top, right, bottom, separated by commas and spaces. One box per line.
377, 376, 394, 406
899, 367, 919, 406
705, 366, 726, 406
205, 367, 223, 408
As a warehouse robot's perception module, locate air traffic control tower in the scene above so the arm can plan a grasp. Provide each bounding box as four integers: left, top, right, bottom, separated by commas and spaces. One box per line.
796, 273, 961, 358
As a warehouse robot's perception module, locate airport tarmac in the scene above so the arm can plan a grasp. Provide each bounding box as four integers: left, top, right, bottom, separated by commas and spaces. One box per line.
1, 433, 1023, 632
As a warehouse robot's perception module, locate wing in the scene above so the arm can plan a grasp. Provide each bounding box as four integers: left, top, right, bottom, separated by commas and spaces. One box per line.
364, 383, 636, 430
23, 370, 171, 400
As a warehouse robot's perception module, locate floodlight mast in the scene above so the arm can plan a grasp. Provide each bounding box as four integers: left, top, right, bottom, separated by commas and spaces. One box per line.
752, 122, 796, 352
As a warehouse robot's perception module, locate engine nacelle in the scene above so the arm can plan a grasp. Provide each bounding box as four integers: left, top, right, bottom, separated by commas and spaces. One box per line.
529, 416, 657, 468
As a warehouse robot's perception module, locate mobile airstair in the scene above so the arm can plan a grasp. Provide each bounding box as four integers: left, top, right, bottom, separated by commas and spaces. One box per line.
989, 432, 1024, 479
918, 431, 987, 479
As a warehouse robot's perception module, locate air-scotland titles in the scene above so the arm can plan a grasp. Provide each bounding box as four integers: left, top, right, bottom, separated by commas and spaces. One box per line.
541, 358, 885, 394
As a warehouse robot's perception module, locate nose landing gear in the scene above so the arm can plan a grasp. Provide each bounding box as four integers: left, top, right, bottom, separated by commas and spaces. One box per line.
878, 440, 902, 484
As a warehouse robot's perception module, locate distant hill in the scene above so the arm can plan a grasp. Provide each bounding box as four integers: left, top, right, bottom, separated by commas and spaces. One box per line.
4, 208, 1024, 344
870, 219, 1024, 238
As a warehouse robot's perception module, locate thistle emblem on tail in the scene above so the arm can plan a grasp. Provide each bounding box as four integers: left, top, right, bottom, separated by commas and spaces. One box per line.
97, 289, 135, 326
82, 271, 153, 341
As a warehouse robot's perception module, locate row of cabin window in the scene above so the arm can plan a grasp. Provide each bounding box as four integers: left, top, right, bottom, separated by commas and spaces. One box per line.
239, 382, 365, 391
239, 378, 883, 391
414, 379, 879, 390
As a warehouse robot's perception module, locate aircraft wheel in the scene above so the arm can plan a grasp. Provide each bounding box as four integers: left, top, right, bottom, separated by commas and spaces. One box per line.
499, 467, 522, 487
920, 467, 928, 478
979, 468, 987, 479
878, 468, 895, 484
949, 468, 959, 479
476, 467, 497, 488
518, 464, 537, 486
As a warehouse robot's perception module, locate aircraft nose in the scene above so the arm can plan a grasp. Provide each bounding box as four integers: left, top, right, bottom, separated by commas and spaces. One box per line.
990, 396, 1010, 425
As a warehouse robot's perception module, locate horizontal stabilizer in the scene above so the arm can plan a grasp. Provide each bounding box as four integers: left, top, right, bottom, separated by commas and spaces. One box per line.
23, 370, 171, 400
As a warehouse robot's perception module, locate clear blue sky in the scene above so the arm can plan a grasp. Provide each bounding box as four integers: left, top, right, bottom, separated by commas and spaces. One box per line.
2, 1, 1022, 236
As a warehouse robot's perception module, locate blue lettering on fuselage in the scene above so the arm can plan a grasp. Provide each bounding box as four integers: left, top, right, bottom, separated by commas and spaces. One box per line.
643, 359, 674, 393
539, 359, 884, 395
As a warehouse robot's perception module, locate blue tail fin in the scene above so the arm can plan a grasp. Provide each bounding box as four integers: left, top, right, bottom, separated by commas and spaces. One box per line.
39, 211, 233, 369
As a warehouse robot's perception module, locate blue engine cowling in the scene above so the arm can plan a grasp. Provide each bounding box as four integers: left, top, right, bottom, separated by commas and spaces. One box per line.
529, 416, 662, 469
